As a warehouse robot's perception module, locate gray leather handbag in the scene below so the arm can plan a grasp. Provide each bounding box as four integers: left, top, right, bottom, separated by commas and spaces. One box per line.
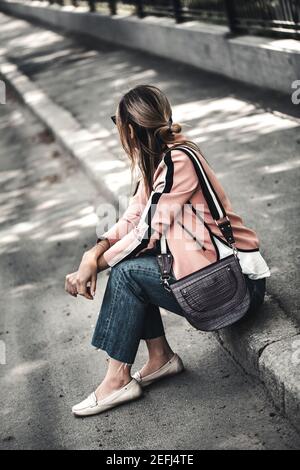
156, 146, 250, 332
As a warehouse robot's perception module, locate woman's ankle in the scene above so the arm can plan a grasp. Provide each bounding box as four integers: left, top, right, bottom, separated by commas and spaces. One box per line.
148, 349, 174, 362
145, 337, 174, 361
105, 373, 131, 387
95, 375, 131, 400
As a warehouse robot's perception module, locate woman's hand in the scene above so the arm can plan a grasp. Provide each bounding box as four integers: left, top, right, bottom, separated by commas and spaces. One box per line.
65, 271, 79, 297
65, 260, 96, 300
75, 251, 99, 300
65, 239, 110, 300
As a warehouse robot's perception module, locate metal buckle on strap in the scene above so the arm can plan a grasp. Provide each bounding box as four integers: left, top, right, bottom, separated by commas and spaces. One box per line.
232, 244, 239, 259
215, 215, 230, 226
160, 275, 172, 292
215, 216, 238, 258
157, 254, 172, 291
215, 216, 235, 246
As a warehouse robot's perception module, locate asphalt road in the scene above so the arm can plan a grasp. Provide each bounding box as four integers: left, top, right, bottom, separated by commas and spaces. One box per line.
0, 90, 299, 450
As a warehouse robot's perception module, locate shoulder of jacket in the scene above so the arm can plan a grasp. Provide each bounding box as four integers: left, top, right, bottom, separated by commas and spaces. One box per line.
162, 147, 203, 172
152, 146, 197, 188
161, 146, 195, 163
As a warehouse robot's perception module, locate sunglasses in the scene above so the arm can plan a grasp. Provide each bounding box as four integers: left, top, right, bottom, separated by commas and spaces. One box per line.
111, 115, 117, 125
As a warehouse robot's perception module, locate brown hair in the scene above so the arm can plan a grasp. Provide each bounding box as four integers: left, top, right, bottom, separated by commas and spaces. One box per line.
115, 84, 201, 197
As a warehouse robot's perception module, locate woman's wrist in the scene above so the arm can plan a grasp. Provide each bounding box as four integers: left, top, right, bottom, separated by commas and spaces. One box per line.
97, 253, 109, 272
83, 239, 110, 262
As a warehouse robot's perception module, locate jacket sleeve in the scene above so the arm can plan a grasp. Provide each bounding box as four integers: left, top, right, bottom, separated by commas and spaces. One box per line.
102, 149, 199, 267
97, 178, 145, 247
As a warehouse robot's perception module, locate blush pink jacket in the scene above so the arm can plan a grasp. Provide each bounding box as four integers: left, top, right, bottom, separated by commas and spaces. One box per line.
99, 138, 270, 281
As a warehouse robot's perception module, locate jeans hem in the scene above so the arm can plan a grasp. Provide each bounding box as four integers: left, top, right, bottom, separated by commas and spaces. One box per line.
140, 332, 165, 340
91, 341, 135, 365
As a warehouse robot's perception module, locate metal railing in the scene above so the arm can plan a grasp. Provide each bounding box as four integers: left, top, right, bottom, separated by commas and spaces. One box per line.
31, 1, 300, 38
227, 0, 299, 37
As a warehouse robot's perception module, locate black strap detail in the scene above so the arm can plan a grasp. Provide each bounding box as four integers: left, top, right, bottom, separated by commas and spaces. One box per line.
121, 152, 174, 263
217, 219, 235, 245
163, 146, 236, 247
165, 146, 226, 221
157, 252, 173, 291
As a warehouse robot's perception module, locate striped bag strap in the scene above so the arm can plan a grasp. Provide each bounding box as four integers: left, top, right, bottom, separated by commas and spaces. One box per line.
160, 145, 236, 255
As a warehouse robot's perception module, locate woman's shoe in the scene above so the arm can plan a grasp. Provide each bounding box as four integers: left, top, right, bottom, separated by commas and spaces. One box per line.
133, 353, 184, 388
72, 378, 143, 417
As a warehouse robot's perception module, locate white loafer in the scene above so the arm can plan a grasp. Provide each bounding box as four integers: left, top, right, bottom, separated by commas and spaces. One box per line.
72, 378, 143, 417
133, 353, 184, 388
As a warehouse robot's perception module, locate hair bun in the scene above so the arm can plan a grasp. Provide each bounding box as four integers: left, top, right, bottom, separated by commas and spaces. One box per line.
170, 122, 181, 134
154, 121, 182, 145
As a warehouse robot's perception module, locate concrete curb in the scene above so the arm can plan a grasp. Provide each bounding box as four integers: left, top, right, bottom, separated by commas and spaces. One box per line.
1, 56, 300, 432
216, 294, 300, 431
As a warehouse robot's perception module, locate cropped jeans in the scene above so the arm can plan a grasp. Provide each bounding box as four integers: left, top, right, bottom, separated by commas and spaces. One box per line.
91, 254, 266, 365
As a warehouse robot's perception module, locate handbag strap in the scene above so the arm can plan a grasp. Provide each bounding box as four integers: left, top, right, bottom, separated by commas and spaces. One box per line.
157, 145, 237, 287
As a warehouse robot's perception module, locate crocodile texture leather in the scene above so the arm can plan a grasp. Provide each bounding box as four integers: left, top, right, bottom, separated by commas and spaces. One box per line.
169, 254, 251, 331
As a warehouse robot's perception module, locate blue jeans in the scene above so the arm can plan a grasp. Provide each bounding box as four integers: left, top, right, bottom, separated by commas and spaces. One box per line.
91, 255, 266, 364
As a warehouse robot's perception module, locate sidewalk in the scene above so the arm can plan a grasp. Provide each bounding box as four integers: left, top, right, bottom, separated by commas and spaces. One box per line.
0, 11, 299, 430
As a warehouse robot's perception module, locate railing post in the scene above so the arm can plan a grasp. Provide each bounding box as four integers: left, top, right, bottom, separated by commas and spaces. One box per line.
223, 0, 238, 34
88, 0, 96, 13
109, 0, 117, 15
172, 0, 183, 23
136, 0, 144, 19
291, 0, 299, 37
